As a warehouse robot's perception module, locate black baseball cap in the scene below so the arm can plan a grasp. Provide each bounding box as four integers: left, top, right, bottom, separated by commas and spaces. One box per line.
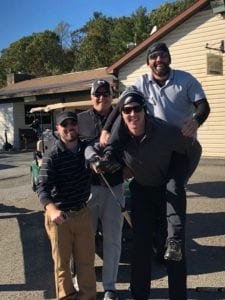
56, 111, 78, 125
91, 79, 113, 95
146, 42, 171, 64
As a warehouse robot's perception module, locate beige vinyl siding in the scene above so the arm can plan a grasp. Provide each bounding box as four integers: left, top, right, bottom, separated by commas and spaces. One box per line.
118, 8, 225, 158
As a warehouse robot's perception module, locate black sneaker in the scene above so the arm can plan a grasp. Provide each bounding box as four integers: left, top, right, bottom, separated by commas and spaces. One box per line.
103, 290, 118, 300
164, 239, 182, 261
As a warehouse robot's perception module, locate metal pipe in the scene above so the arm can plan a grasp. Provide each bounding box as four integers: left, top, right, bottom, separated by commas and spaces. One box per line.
55, 224, 59, 300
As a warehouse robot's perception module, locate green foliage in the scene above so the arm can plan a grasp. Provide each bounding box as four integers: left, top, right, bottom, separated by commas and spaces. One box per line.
148, 0, 195, 30
1, 31, 65, 78
72, 12, 114, 70
110, 16, 135, 62
0, 0, 196, 87
131, 6, 151, 44
110, 7, 150, 63
0, 60, 6, 87
71, 7, 150, 71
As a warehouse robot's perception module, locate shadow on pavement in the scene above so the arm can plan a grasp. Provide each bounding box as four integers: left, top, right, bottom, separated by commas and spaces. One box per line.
1, 177, 225, 300
0, 204, 55, 299
187, 181, 225, 198
102, 178, 225, 299
0, 164, 16, 170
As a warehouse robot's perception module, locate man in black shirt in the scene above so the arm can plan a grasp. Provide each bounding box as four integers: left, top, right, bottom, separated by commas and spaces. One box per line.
78, 80, 124, 300
38, 111, 96, 300
92, 89, 200, 300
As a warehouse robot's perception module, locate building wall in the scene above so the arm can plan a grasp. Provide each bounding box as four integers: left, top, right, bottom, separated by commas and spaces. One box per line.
118, 8, 225, 158
0, 102, 42, 150
13, 102, 29, 149
0, 103, 14, 150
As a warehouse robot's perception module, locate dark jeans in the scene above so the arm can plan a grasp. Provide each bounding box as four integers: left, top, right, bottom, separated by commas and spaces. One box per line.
166, 152, 189, 242
129, 179, 188, 300
165, 144, 201, 300
166, 152, 188, 300
129, 179, 166, 300
166, 141, 202, 242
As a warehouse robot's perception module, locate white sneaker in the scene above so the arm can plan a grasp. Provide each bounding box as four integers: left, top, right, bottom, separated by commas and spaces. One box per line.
103, 290, 118, 300
73, 275, 79, 291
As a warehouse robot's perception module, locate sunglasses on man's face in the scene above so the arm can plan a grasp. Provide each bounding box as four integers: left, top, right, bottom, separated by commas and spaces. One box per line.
122, 105, 143, 114
148, 51, 169, 60
93, 92, 110, 98
61, 120, 77, 127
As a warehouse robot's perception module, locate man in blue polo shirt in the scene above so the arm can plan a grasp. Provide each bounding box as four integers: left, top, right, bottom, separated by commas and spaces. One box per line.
132, 42, 210, 255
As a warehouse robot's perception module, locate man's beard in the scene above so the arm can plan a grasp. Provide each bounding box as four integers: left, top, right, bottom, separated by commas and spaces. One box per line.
151, 63, 170, 77
65, 131, 78, 142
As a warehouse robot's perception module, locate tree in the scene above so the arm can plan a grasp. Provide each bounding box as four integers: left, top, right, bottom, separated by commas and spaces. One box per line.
148, 0, 196, 31
25, 31, 65, 75
110, 16, 135, 62
131, 6, 151, 44
55, 21, 72, 49
71, 12, 114, 70
0, 60, 6, 87
0, 31, 65, 84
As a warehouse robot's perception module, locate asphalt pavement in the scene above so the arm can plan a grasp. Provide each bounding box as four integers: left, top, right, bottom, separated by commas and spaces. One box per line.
0, 151, 225, 300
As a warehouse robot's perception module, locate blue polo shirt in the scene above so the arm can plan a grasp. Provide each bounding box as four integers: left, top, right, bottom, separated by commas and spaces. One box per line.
133, 69, 206, 129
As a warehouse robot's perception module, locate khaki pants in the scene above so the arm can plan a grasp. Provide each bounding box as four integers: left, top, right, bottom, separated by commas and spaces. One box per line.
45, 207, 96, 300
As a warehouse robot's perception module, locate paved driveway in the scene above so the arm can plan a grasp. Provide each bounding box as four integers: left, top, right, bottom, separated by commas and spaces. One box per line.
0, 152, 225, 299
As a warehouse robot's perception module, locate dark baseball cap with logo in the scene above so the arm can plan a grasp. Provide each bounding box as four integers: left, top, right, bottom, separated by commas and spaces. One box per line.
91, 79, 113, 95
56, 111, 78, 125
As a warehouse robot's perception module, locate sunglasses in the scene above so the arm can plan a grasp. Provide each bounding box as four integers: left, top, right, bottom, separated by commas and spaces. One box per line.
148, 51, 169, 60
93, 92, 110, 98
122, 105, 143, 114
61, 120, 77, 127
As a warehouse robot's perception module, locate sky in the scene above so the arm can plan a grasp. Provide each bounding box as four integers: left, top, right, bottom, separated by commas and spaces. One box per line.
0, 0, 174, 52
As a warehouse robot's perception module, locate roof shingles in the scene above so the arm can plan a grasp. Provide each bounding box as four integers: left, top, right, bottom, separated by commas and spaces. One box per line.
0, 67, 116, 99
